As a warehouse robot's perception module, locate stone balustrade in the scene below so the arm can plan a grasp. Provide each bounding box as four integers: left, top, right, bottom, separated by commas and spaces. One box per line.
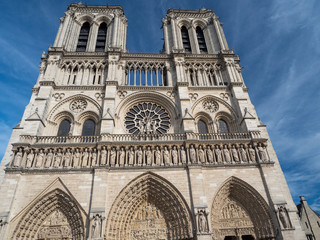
9, 131, 270, 170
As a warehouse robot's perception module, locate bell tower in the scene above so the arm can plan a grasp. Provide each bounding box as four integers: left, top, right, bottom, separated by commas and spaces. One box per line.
0, 4, 307, 240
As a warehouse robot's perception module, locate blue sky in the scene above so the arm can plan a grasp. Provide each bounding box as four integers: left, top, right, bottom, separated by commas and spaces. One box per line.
0, 0, 319, 210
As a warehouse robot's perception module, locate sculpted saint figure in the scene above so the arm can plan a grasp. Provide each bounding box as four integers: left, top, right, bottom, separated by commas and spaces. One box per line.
258, 143, 268, 162
223, 145, 231, 163
100, 146, 107, 165
206, 146, 214, 163
82, 148, 89, 167
45, 149, 53, 168
91, 148, 97, 166
155, 146, 161, 165
137, 147, 143, 165
119, 147, 125, 166
198, 211, 208, 233
231, 145, 240, 163
198, 145, 205, 164
73, 148, 81, 167
91, 214, 102, 238
239, 144, 248, 162
26, 149, 35, 168
110, 147, 116, 166
248, 145, 256, 162
36, 149, 45, 168
279, 206, 292, 229
172, 146, 178, 165
64, 148, 72, 167
189, 145, 196, 163
14, 148, 23, 167
128, 147, 135, 166
146, 146, 152, 165
54, 149, 62, 168
215, 145, 223, 164
180, 146, 187, 164
163, 146, 170, 165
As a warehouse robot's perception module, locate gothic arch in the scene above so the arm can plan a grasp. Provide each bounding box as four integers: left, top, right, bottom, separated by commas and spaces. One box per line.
210, 177, 276, 240
192, 19, 207, 29
105, 172, 194, 240
11, 188, 85, 240
95, 14, 112, 26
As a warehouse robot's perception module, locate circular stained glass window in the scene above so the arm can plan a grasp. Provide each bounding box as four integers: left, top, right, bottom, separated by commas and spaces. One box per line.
125, 102, 170, 134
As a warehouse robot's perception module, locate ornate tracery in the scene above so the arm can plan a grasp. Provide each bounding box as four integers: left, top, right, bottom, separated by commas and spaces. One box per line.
105, 172, 194, 240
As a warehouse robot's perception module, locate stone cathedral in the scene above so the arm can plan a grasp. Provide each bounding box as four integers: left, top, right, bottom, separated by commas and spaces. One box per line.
0, 3, 307, 240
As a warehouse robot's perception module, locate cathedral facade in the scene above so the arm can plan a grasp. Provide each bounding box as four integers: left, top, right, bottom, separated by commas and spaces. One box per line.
0, 3, 306, 240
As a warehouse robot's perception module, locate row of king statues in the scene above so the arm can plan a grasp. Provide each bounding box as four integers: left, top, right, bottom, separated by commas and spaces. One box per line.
11, 143, 269, 169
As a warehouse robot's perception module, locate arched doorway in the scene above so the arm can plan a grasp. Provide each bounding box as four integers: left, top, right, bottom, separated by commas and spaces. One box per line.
11, 189, 85, 240
211, 177, 275, 240
105, 172, 194, 240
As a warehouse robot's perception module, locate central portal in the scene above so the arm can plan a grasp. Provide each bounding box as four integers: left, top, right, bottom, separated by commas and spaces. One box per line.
130, 201, 168, 240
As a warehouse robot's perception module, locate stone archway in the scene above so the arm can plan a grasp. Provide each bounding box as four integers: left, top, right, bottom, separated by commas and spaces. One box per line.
105, 172, 194, 240
12, 189, 85, 240
211, 177, 276, 240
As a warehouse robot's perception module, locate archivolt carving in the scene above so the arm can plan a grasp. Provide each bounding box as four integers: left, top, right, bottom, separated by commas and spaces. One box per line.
105, 172, 193, 240
211, 177, 275, 240
11, 189, 85, 240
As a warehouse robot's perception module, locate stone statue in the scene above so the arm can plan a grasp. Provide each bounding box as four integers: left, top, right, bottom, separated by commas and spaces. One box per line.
223, 145, 231, 163
215, 145, 223, 164
119, 147, 125, 166
73, 148, 81, 167
64, 148, 72, 167
36, 149, 45, 168
128, 147, 135, 166
91, 148, 97, 166
206, 146, 214, 163
91, 214, 102, 238
279, 206, 292, 229
198, 211, 208, 233
45, 149, 53, 168
189, 145, 196, 163
198, 145, 205, 164
180, 146, 186, 164
54, 149, 62, 168
26, 149, 35, 168
146, 146, 152, 165
248, 145, 256, 162
231, 145, 239, 163
258, 143, 268, 162
82, 148, 89, 167
163, 146, 170, 165
172, 146, 178, 165
14, 148, 23, 167
100, 146, 107, 165
239, 145, 248, 162
155, 146, 161, 165
110, 147, 116, 166
136, 147, 143, 165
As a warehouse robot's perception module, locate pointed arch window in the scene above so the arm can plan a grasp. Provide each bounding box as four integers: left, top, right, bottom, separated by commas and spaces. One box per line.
76, 22, 90, 52
217, 119, 229, 133
181, 26, 191, 53
198, 119, 209, 134
196, 26, 208, 53
57, 119, 71, 136
82, 119, 96, 136
95, 22, 107, 52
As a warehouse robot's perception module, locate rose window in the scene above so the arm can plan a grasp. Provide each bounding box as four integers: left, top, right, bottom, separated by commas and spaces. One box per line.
70, 99, 87, 113
125, 103, 170, 134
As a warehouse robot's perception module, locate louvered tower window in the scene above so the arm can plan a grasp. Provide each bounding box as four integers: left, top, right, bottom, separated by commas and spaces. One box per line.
76, 22, 90, 52
95, 22, 107, 52
196, 26, 208, 53
181, 26, 191, 53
